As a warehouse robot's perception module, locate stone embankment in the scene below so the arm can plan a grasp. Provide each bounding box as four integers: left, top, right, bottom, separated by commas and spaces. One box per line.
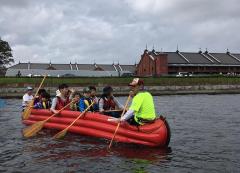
1, 84, 240, 98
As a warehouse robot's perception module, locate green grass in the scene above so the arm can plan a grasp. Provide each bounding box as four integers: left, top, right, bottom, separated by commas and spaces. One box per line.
1, 76, 240, 86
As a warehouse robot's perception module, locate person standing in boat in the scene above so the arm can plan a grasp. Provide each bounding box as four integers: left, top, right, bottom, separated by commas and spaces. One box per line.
89, 86, 99, 111
99, 86, 124, 117
110, 78, 156, 125
79, 87, 95, 112
22, 86, 34, 111
50, 84, 71, 114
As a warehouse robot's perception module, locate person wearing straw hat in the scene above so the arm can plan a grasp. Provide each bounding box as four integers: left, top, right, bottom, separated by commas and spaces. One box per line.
22, 86, 34, 111
50, 84, 71, 114
109, 78, 156, 125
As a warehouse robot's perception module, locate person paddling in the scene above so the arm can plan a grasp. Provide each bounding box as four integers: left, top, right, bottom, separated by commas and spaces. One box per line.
89, 86, 99, 111
50, 84, 71, 114
99, 86, 124, 118
34, 91, 51, 109
22, 87, 34, 111
70, 91, 81, 111
109, 78, 156, 125
79, 87, 95, 112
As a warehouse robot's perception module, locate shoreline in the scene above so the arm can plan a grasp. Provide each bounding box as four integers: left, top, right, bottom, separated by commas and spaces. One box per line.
1, 86, 240, 99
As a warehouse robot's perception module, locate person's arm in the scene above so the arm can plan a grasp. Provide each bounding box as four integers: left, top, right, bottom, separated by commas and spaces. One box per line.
98, 98, 105, 112
113, 97, 124, 109
120, 109, 134, 121
50, 97, 58, 114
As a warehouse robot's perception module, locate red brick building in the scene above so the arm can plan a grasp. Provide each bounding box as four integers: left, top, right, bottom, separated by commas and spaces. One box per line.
137, 49, 168, 76
137, 49, 240, 76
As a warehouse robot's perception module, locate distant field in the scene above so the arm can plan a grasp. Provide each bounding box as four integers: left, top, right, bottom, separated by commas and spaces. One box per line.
1, 76, 240, 86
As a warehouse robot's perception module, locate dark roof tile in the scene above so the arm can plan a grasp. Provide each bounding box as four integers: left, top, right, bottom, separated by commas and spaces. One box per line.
210, 53, 240, 64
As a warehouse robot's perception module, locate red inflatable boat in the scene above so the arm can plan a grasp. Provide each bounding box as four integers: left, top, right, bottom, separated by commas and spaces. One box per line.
22, 109, 171, 147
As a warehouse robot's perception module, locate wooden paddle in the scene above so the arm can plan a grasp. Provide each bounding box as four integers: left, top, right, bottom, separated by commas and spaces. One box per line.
53, 102, 95, 139
22, 75, 47, 120
108, 95, 131, 149
23, 101, 72, 138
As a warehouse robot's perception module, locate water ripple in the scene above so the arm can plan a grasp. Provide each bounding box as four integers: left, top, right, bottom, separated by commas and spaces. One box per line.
0, 96, 240, 172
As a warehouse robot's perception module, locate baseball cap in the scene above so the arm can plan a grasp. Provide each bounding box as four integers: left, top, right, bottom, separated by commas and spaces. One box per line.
26, 86, 33, 90
129, 78, 144, 86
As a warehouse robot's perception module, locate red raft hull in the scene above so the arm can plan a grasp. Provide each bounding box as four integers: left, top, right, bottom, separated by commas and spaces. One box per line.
22, 109, 171, 147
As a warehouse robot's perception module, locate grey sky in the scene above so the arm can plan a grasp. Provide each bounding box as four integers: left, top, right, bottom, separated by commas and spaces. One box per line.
0, 0, 239, 65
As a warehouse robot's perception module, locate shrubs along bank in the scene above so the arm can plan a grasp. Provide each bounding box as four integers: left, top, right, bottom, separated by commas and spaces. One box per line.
1, 76, 240, 87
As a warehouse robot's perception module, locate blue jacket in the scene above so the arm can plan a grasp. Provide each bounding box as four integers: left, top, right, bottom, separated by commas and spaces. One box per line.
79, 97, 93, 112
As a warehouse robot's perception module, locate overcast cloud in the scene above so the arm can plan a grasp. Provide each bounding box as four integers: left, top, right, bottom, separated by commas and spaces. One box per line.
0, 0, 239, 64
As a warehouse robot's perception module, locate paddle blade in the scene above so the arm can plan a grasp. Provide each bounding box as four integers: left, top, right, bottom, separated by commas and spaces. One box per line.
53, 129, 68, 139
22, 100, 34, 120
22, 121, 44, 138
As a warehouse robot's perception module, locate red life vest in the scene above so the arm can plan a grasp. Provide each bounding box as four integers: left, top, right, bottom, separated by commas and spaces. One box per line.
55, 96, 70, 110
103, 97, 116, 110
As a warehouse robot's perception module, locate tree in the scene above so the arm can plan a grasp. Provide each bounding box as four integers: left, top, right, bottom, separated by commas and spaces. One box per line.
0, 38, 14, 75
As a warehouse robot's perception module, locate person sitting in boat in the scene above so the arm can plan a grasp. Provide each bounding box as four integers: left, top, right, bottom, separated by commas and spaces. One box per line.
34, 91, 51, 109
33, 88, 47, 105
110, 78, 156, 126
79, 87, 95, 112
70, 91, 81, 111
22, 86, 34, 111
50, 84, 71, 114
89, 86, 99, 111
99, 86, 124, 118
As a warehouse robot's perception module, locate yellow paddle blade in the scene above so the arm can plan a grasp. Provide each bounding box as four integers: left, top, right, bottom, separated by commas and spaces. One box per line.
22, 121, 44, 138
53, 128, 68, 139
22, 100, 34, 120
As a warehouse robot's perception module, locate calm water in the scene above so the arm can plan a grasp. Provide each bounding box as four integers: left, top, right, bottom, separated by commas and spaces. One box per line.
0, 95, 240, 173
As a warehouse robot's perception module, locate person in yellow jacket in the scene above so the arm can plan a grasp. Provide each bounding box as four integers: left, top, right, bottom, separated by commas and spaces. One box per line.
109, 78, 156, 125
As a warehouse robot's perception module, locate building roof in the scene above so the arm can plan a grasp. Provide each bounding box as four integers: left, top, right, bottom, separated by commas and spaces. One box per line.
6, 62, 136, 77
209, 53, 240, 64
149, 49, 240, 65
163, 52, 187, 64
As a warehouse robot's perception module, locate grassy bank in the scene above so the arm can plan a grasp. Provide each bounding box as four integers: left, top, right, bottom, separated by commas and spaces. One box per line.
1, 76, 240, 86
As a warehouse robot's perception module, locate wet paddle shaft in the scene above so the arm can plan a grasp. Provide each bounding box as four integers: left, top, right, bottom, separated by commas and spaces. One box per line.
108, 95, 131, 149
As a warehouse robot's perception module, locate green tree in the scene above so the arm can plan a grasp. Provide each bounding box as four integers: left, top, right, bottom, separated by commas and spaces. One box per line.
0, 38, 14, 75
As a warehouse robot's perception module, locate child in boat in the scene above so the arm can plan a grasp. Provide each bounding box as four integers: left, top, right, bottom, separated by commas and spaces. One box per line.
98, 86, 124, 118
79, 87, 96, 112
89, 86, 99, 111
34, 91, 51, 109
70, 91, 81, 111
33, 89, 47, 105
50, 84, 71, 114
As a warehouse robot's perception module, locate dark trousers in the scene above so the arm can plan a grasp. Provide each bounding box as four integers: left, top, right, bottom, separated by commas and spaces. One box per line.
103, 111, 122, 118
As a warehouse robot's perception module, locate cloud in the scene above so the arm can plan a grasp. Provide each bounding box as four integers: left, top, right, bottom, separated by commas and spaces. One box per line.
0, 0, 240, 65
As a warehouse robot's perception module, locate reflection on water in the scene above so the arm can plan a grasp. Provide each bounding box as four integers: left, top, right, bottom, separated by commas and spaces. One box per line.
0, 99, 5, 108
1, 95, 240, 172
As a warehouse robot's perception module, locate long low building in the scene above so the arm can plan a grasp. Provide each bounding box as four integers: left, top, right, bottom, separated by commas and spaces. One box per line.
137, 49, 240, 76
6, 49, 240, 77
6, 62, 136, 77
